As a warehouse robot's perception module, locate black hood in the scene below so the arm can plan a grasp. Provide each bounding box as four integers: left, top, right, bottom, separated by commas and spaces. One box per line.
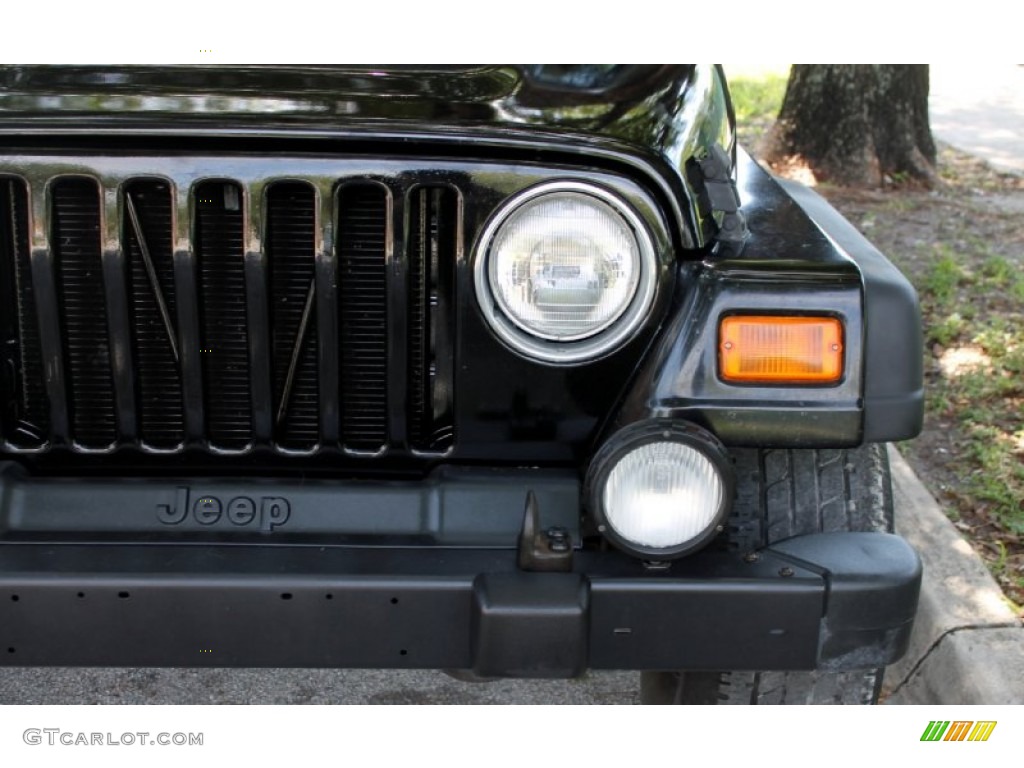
0, 64, 735, 248
0, 65, 712, 139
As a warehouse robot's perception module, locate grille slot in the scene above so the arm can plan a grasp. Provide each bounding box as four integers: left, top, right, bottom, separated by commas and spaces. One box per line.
338, 184, 389, 452
195, 181, 251, 451
408, 187, 457, 452
52, 178, 116, 448
267, 182, 319, 451
124, 180, 183, 449
0, 178, 49, 448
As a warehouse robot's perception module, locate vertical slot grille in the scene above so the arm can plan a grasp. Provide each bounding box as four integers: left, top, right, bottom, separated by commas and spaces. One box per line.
0, 178, 49, 448
407, 187, 457, 452
125, 181, 183, 448
1, 166, 464, 459
53, 178, 116, 448
267, 182, 319, 450
195, 181, 251, 450
338, 184, 388, 452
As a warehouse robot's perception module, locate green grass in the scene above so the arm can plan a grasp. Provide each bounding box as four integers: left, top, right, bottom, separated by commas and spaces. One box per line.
724, 68, 789, 148
964, 422, 1024, 536
931, 312, 966, 346
923, 251, 964, 306
927, 303, 1024, 538
980, 255, 1014, 286
728, 73, 788, 124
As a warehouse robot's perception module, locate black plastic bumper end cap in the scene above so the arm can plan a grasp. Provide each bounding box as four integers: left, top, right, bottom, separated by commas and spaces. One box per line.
471, 572, 589, 679
769, 532, 922, 668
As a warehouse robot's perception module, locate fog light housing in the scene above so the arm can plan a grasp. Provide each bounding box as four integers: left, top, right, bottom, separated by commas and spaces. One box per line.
586, 421, 733, 559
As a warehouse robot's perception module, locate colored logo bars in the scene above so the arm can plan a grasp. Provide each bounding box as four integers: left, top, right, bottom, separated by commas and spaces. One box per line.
921, 721, 997, 742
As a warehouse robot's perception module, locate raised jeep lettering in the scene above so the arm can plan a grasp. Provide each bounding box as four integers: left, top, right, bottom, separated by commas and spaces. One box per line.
155, 489, 290, 530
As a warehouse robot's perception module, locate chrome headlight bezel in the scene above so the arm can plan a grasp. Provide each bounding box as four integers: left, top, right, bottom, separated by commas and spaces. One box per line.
473, 181, 659, 364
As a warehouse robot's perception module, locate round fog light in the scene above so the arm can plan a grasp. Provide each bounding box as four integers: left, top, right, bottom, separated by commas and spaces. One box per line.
587, 422, 733, 559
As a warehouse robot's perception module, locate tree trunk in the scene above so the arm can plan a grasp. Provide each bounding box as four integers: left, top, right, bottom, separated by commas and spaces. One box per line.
762, 65, 937, 187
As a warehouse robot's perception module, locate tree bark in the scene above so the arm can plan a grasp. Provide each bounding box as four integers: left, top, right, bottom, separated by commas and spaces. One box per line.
762, 65, 937, 187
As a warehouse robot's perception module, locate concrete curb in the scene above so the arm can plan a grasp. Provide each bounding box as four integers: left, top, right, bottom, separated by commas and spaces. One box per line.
882, 444, 1024, 704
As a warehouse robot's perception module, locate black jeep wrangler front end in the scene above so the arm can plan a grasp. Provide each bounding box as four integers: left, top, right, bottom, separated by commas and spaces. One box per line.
0, 65, 922, 704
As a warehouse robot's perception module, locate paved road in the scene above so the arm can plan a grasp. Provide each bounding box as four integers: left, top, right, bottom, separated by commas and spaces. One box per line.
0, 667, 638, 705
930, 64, 1024, 173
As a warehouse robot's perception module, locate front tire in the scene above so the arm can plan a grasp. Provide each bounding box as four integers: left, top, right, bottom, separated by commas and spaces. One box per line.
641, 444, 894, 705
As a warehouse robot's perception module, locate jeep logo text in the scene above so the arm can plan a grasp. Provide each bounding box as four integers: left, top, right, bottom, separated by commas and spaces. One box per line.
156, 488, 290, 530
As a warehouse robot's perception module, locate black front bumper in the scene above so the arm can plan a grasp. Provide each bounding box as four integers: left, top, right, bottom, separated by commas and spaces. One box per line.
0, 532, 920, 677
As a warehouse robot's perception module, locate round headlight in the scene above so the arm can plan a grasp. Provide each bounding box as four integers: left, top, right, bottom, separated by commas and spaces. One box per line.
475, 182, 657, 363
587, 421, 733, 559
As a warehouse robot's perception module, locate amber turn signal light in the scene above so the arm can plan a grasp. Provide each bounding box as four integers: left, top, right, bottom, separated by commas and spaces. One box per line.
719, 316, 843, 384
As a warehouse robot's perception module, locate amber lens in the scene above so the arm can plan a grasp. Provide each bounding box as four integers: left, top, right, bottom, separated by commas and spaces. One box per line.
719, 316, 843, 383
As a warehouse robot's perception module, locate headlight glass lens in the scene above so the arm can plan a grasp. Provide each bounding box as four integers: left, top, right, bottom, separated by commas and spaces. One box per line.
487, 192, 642, 341
602, 442, 724, 550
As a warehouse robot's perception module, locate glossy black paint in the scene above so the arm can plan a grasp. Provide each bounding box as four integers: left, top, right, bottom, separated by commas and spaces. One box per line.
0, 65, 734, 249
0, 151, 922, 474
0, 66, 922, 470
776, 177, 924, 442
612, 151, 923, 448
